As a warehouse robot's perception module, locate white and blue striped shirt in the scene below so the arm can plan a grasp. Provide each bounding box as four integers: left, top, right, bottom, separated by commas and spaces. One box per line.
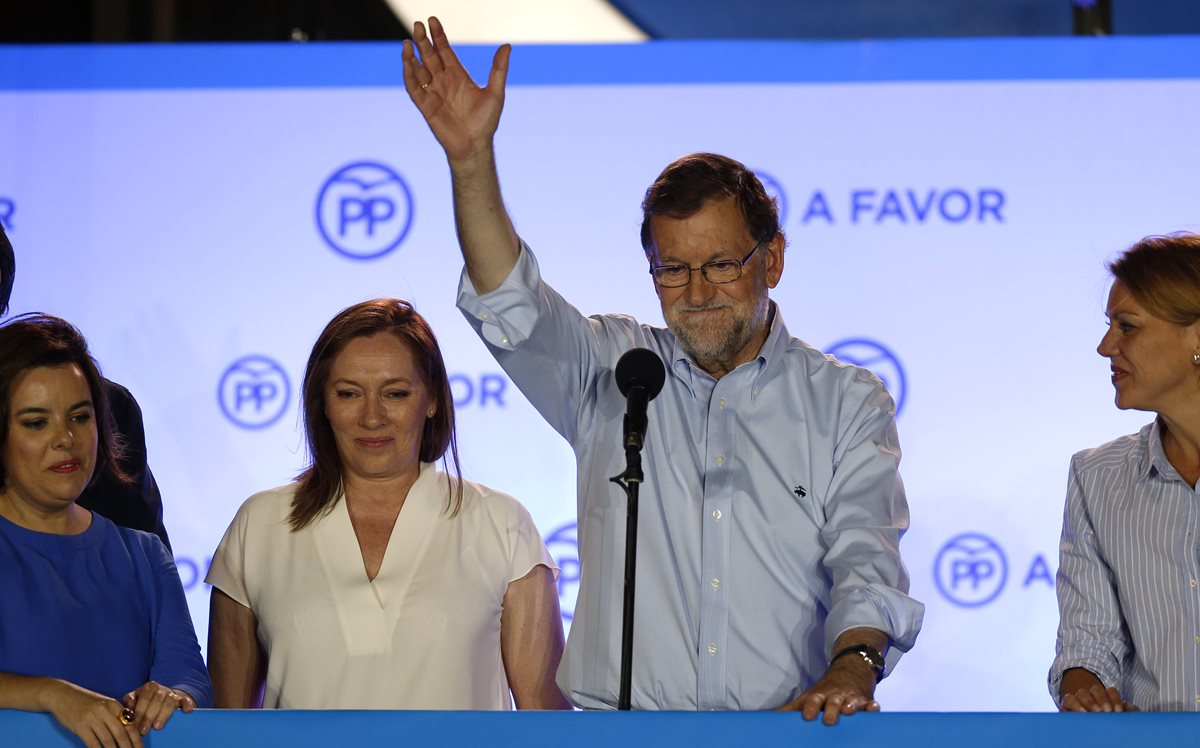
1051, 419, 1200, 710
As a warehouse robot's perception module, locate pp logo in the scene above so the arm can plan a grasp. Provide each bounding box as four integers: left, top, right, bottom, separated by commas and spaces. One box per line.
934, 532, 1008, 608
826, 338, 907, 416
544, 522, 580, 624
754, 169, 788, 227
218, 355, 291, 430
316, 161, 414, 260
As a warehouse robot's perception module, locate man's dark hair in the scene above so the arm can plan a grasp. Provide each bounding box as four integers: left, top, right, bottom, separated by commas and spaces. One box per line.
639, 153, 782, 252
0, 223, 14, 317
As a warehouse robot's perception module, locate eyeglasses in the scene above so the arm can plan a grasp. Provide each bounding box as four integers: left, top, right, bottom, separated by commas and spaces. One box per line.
649, 241, 764, 288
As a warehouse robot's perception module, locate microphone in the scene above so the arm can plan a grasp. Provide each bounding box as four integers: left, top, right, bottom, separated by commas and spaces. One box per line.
614, 348, 666, 453
611, 347, 665, 709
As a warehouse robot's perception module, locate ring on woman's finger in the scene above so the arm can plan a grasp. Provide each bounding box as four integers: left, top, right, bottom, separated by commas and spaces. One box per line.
166, 690, 181, 701
119, 708, 136, 726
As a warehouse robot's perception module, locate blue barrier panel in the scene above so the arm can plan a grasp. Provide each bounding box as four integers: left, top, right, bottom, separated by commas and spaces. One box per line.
2, 710, 1196, 748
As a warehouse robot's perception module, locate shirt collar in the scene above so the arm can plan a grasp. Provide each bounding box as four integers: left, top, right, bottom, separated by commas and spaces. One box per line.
1141, 418, 1175, 481
754, 301, 789, 392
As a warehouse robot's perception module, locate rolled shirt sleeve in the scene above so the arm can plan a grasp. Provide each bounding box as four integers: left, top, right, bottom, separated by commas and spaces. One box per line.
821, 372, 923, 666
457, 243, 544, 352
1048, 453, 1129, 704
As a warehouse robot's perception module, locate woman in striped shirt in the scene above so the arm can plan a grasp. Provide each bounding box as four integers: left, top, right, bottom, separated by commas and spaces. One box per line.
1050, 232, 1200, 712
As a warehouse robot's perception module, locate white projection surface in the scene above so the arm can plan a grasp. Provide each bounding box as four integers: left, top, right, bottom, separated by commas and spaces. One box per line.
1, 37, 1198, 711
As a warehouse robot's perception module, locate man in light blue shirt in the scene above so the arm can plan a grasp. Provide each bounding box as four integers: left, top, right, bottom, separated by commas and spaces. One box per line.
403, 17, 923, 721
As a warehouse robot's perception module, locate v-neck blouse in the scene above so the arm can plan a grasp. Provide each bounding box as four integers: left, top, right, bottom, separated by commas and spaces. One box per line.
206, 462, 556, 709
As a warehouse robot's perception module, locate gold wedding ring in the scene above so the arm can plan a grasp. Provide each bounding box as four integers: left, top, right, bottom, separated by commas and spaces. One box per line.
119, 707, 135, 726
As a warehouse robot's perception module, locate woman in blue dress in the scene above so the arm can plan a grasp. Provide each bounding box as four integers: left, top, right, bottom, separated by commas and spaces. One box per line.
0, 314, 211, 748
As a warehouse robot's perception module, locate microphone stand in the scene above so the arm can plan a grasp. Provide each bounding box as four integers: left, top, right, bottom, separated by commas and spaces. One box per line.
609, 386, 648, 711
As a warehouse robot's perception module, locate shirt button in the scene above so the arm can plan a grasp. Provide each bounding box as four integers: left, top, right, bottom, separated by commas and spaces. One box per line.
707, 643, 718, 655
500, 336, 510, 345
718, 398, 727, 409
711, 578, 721, 589
752, 387, 759, 397
715, 455, 725, 466
1191, 579, 1198, 589
481, 312, 490, 320
1194, 636, 1200, 645
712, 509, 722, 520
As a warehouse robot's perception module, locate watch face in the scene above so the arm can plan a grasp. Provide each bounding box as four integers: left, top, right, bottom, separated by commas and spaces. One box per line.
834, 645, 885, 681
861, 646, 885, 669
863, 648, 886, 681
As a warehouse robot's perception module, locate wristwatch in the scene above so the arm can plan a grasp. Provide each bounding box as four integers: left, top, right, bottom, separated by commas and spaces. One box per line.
831, 644, 886, 682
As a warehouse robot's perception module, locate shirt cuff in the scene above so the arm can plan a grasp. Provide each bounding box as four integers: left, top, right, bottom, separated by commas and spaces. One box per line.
827, 584, 925, 677
172, 683, 213, 708
456, 240, 543, 350
1048, 650, 1120, 707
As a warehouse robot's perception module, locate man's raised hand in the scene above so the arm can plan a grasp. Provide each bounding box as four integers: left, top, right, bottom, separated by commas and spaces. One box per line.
402, 17, 511, 164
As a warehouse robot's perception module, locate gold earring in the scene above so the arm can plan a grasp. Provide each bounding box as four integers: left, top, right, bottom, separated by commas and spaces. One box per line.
1193, 353, 1200, 365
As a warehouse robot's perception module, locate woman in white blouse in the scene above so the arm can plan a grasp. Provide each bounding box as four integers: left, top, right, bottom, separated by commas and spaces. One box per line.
206, 299, 570, 710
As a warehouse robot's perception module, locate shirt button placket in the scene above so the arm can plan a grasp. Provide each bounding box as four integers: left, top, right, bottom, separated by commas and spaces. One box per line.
699, 378, 738, 710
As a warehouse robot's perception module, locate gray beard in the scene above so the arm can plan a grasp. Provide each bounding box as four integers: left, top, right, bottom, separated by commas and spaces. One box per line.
667, 297, 769, 375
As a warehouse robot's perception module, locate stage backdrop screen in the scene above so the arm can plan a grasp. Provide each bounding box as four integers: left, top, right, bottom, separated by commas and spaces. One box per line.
1, 36, 1198, 712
